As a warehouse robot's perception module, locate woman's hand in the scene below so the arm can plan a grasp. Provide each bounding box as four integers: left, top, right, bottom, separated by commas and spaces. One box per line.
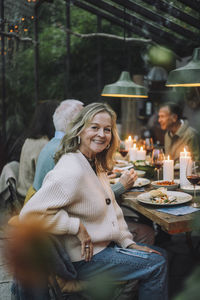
128, 243, 161, 255
77, 223, 93, 261
119, 169, 137, 190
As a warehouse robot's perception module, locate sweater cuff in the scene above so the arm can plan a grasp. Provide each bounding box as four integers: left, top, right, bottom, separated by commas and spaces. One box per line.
112, 182, 126, 198
119, 238, 136, 249
68, 217, 80, 235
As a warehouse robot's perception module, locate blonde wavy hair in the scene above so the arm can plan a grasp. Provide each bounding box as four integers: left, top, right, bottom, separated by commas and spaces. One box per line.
55, 102, 120, 171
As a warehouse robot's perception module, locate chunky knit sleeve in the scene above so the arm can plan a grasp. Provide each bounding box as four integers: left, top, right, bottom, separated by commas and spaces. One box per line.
19, 160, 81, 235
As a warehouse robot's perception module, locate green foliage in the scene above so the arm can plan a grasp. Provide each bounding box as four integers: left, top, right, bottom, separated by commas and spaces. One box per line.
0, 1, 147, 163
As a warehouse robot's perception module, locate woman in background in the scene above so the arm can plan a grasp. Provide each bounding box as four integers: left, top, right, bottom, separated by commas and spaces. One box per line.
17, 100, 59, 200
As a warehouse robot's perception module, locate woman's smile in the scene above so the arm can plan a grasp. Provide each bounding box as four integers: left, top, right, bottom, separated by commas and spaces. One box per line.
79, 112, 112, 159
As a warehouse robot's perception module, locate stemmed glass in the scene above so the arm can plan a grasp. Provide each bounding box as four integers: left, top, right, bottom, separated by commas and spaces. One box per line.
186, 161, 200, 208
151, 148, 165, 181
119, 141, 129, 158
145, 138, 154, 156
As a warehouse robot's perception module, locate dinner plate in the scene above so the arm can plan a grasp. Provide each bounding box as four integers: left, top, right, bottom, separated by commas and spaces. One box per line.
110, 177, 150, 188
114, 160, 131, 168
180, 185, 200, 194
135, 170, 145, 177
151, 180, 179, 190
113, 164, 133, 171
137, 191, 192, 206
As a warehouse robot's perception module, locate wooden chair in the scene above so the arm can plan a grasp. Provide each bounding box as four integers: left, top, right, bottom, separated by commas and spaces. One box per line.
7, 216, 135, 300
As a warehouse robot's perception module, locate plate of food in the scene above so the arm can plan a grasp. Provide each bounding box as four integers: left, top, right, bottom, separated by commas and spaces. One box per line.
110, 177, 150, 188
114, 160, 131, 168
137, 188, 192, 206
151, 180, 179, 190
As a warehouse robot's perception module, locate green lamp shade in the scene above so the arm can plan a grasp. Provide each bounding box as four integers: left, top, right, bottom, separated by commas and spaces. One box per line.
166, 47, 200, 87
101, 71, 148, 98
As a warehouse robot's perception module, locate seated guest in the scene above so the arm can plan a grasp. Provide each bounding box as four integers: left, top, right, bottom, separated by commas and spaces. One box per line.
17, 100, 59, 200
158, 102, 200, 162
31, 100, 155, 245
19, 103, 168, 300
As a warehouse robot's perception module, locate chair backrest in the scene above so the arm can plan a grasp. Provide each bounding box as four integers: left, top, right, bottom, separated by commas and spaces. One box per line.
0, 161, 22, 213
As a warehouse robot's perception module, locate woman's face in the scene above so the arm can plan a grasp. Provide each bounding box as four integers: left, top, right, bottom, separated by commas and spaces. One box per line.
79, 112, 112, 158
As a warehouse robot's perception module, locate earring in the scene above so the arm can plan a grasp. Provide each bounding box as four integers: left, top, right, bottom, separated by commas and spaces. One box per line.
77, 136, 81, 144
106, 144, 110, 149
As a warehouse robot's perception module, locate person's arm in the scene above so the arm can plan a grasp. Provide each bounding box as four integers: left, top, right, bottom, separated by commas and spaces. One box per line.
20, 169, 81, 236
111, 169, 137, 198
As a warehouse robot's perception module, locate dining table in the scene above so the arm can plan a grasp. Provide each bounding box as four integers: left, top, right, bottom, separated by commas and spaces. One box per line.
120, 185, 200, 252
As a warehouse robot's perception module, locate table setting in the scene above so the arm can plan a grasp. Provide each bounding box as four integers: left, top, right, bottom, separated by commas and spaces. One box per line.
116, 137, 200, 223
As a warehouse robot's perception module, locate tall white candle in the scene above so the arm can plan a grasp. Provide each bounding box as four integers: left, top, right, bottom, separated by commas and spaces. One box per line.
137, 146, 146, 161
125, 136, 133, 150
180, 147, 191, 158
180, 150, 191, 187
163, 155, 174, 181
129, 143, 137, 161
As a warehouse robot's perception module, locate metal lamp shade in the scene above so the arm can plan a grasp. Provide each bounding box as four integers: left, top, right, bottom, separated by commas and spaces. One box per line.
166, 47, 200, 87
101, 71, 148, 98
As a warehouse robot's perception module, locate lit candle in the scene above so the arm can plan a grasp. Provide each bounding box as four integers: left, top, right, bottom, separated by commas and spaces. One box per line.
129, 143, 137, 162
180, 147, 191, 157
125, 136, 133, 150
180, 149, 191, 187
137, 146, 146, 161
163, 155, 174, 181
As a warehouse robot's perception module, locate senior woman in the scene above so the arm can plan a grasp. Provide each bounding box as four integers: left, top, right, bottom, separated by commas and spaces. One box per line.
19, 103, 168, 300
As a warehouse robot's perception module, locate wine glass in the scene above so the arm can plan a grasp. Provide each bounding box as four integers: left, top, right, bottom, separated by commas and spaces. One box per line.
186, 161, 200, 208
145, 138, 154, 156
151, 148, 165, 181
119, 141, 129, 158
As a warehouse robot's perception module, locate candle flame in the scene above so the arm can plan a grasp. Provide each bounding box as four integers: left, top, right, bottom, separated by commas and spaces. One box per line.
168, 155, 170, 160
133, 143, 136, 149
140, 146, 143, 150
128, 136, 132, 141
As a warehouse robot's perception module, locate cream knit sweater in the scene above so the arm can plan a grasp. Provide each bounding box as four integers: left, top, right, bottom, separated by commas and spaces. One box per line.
19, 151, 134, 262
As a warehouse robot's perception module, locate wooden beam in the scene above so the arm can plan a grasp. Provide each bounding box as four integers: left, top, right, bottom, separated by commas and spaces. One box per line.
0, 0, 6, 142
82, 0, 188, 53
141, 0, 200, 30
177, 0, 200, 11
111, 0, 199, 41
72, 0, 162, 45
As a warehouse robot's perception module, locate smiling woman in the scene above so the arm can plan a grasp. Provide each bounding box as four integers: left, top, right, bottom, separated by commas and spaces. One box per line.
19, 103, 168, 300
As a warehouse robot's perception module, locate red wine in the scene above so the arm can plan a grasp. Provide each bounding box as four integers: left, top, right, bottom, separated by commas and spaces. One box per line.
187, 175, 200, 185
119, 150, 128, 157
153, 162, 163, 169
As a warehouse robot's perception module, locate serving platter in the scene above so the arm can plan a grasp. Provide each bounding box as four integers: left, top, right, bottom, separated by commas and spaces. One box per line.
151, 180, 179, 190
137, 191, 192, 206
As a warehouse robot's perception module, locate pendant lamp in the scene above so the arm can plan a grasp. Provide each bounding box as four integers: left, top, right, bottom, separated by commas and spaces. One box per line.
166, 47, 200, 87
101, 71, 148, 98
101, 5, 148, 99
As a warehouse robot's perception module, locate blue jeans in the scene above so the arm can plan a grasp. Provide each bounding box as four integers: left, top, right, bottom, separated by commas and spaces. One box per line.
73, 243, 168, 300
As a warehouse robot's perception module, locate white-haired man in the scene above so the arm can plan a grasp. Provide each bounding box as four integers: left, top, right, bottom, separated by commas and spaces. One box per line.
33, 99, 84, 191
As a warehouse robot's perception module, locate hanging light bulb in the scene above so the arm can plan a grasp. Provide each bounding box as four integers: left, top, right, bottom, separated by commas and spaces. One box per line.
166, 47, 200, 87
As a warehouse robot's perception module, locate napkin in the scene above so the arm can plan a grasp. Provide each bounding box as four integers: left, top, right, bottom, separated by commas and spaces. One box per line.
128, 187, 145, 192
157, 205, 200, 216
